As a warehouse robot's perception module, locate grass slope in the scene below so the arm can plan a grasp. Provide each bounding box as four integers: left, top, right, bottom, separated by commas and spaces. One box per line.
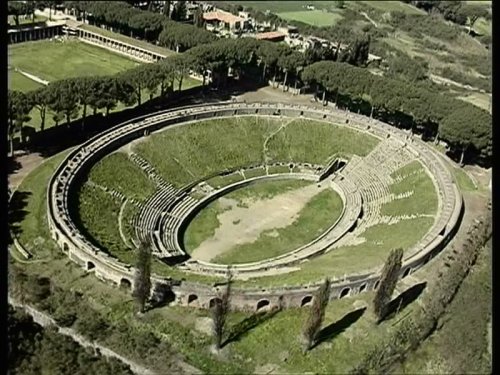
395, 240, 491, 374
8, 69, 43, 92
277, 10, 343, 26
381, 161, 438, 216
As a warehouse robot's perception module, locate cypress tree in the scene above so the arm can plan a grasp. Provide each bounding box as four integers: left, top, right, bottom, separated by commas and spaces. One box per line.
373, 248, 404, 322
303, 278, 331, 351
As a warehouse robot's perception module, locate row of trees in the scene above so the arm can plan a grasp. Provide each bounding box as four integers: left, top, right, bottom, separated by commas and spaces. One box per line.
301, 60, 491, 165
72, 1, 216, 51
8, 33, 491, 164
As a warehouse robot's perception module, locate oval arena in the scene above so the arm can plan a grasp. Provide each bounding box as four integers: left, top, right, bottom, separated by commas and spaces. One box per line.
47, 102, 463, 311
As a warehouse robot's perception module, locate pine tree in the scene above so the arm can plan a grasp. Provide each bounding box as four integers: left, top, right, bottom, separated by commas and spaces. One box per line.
302, 278, 331, 351
373, 248, 404, 322
132, 241, 152, 314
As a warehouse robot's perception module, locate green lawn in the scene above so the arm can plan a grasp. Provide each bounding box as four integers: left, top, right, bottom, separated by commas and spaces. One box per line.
206, 173, 245, 189
8, 39, 139, 82
79, 24, 176, 57
8, 69, 43, 92
225, 1, 336, 13
277, 9, 343, 26
183, 201, 231, 253
213, 188, 343, 264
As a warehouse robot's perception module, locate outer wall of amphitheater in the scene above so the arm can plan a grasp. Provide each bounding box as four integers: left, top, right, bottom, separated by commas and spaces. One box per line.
47, 102, 464, 311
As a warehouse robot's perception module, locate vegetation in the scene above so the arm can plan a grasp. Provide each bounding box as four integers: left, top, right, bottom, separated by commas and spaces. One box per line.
8, 305, 133, 375
303, 278, 331, 351
212, 273, 232, 350
373, 248, 404, 322
132, 241, 152, 314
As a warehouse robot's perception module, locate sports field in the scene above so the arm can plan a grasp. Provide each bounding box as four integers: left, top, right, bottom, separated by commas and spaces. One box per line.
277, 10, 343, 26
8, 39, 138, 83
8, 69, 43, 92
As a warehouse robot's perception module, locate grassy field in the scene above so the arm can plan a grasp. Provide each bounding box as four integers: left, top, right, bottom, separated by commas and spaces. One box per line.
228, 179, 311, 202
452, 166, 477, 192
79, 24, 176, 57
86, 152, 156, 202
134, 117, 379, 188
458, 92, 491, 113
8, 39, 138, 83
8, 69, 43, 92
213, 188, 343, 264
277, 10, 343, 26
381, 161, 439, 217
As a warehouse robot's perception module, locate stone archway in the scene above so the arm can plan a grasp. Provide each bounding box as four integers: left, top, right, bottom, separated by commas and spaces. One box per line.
256, 299, 270, 311
403, 267, 412, 278
301, 295, 313, 307
339, 287, 350, 299
187, 294, 199, 306
359, 283, 367, 293
87, 261, 95, 271
120, 278, 132, 290
209, 297, 222, 309
63, 242, 69, 253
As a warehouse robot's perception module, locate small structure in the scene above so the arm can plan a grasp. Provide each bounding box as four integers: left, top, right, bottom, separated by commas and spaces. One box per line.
255, 31, 286, 42
203, 10, 247, 32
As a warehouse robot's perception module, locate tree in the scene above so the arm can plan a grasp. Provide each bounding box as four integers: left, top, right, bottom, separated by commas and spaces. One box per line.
75, 76, 96, 131
373, 248, 404, 322
302, 278, 331, 351
46, 79, 80, 128
29, 87, 50, 131
7, 90, 33, 156
439, 106, 491, 165
132, 241, 152, 314
212, 271, 232, 350
171, 0, 186, 21
334, 0, 345, 9
193, 7, 204, 28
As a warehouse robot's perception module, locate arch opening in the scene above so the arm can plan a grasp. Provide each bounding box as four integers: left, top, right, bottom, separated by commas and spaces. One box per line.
403, 267, 412, 278
87, 261, 95, 271
120, 278, 132, 290
301, 295, 313, 307
187, 294, 198, 305
359, 284, 367, 293
256, 299, 270, 311
339, 288, 350, 299
63, 242, 69, 253
209, 297, 222, 309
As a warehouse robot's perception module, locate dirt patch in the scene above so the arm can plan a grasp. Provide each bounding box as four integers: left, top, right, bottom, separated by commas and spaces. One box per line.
190, 181, 329, 262
8, 152, 45, 190
194, 317, 213, 336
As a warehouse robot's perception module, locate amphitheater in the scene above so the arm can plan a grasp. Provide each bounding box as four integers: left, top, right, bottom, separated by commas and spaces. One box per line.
47, 102, 463, 311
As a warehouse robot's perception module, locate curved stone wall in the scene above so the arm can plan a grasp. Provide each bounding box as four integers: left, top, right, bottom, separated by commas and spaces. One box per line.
47, 102, 463, 310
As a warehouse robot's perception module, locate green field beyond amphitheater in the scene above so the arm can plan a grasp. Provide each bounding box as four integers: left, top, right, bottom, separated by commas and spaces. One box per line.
8, 39, 138, 85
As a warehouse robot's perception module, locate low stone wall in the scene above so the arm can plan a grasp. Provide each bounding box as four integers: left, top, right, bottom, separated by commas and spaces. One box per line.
46, 102, 463, 310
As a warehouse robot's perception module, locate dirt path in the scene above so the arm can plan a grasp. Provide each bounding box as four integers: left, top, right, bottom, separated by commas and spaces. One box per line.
8, 152, 45, 190
191, 180, 329, 261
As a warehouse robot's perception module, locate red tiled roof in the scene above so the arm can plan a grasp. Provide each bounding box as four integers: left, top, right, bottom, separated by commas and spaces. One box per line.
203, 11, 244, 24
255, 31, 286, 40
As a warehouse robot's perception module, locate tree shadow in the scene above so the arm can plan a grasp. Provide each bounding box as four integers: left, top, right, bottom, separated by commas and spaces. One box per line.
7, 156, 22, 176
311, 307, 366, 350
8, 190, 32, 242
382, 282, 427, 322
222, 307, 281, 348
